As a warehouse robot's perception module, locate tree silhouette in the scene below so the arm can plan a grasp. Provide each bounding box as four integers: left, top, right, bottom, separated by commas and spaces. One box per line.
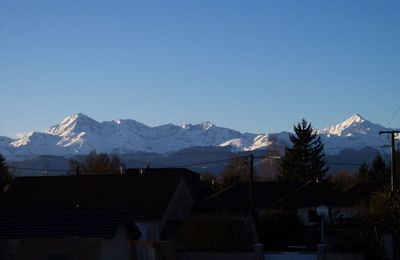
370, 153, 388, 185
219, 156, 250, 189
356, 154, 389, 186
0, 154, 12, 192
69, 150, 122, 175
280, 119, 328, 182
357, 162, 370, 182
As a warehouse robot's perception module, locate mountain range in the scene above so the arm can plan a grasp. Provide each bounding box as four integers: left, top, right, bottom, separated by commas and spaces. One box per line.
0, 113, 397, 162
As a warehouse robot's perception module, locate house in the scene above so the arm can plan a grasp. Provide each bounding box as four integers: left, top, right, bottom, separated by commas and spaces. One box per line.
0, 169, 200, 260
194, 181, 362, 253
197, 181, 357, 225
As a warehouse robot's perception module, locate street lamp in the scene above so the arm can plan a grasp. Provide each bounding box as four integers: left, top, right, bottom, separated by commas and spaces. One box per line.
316, 205, 329, 260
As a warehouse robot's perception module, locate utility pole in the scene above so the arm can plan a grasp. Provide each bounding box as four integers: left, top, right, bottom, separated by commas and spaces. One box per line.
248, 153, 262, 259
379, 130, 400, 193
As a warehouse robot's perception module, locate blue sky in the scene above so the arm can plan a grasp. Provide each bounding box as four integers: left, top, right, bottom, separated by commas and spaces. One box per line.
1, 0, 399, 138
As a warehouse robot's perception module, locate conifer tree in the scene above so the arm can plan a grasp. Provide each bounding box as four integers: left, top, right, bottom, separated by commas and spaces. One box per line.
280, 119, 328, 182
370, 153, 388, 185
357, 162, 370, 182
0, 154, 12, 192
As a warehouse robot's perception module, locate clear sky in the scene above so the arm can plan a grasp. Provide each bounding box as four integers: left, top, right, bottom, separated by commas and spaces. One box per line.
1, 0, 399, 138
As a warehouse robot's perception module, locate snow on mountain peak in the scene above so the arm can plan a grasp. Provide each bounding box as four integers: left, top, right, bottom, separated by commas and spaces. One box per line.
180, 121, 215, 130
316, 113, 392, 155
321, 113, 374, 136
200, 121, 214, 130
0, 112, 395, 161
344, 113, 365, 125
181, 123, 192, 129
46, 113, 100, 137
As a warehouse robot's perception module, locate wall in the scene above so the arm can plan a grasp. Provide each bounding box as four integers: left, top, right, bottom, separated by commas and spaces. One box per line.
136, 222, 161, 241
178, 251, 254, 260
161, 179, 194, 240
162, 179, 193, 223
0, 226, 133, 260
265, 252, 317, 260
100, 226, 131, 260
133, 241, 177, 260
179, 251, 363, 260
265, 252, 363, 260
2, 237, 101, 260
326, 252, 364, 260
131, 179, 192, 242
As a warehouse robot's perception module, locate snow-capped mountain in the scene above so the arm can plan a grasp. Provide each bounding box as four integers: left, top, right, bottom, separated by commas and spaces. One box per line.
1, 113, 254, 160
0, 113, 397, 160
319, 113, 394, 154
319, 113, 385, 137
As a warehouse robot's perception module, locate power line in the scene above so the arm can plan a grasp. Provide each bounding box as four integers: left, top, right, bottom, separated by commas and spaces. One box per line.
8, 166, 67, 173
386, 104, 400, 128
7, 156, 251, 174
163, 157, 248, 168
163, 155, 368, 168
7, 155, 371, 175
379, 130, 400, 193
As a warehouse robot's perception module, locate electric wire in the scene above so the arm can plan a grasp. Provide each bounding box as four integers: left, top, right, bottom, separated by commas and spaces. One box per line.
386, 104, 400, 128
7, 154, 371, 175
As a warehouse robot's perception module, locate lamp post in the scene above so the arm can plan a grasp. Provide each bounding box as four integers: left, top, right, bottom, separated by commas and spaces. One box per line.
316, 205, 329, 260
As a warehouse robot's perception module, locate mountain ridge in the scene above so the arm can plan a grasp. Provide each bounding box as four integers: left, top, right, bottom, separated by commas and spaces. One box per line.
0, 113, 397, 160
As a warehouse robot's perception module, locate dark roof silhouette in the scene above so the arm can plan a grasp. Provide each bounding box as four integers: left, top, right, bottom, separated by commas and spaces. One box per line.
125, 167, 212, 200
0, 212, 135, 239
0, 171, 192, 238
346, 181, 384, 202
196, 182, 353, 213
1, 173, 183, 218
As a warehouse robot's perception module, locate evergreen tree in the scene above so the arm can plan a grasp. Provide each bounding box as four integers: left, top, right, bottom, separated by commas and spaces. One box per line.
279, 119, 328, 182
357, 162, 370, 182
0, 154, 12, 192
370, 153, 388, 185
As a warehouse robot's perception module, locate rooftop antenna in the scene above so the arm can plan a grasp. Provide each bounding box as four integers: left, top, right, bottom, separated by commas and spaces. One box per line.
120, 163, 126, 175
144, 161, 150, 169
